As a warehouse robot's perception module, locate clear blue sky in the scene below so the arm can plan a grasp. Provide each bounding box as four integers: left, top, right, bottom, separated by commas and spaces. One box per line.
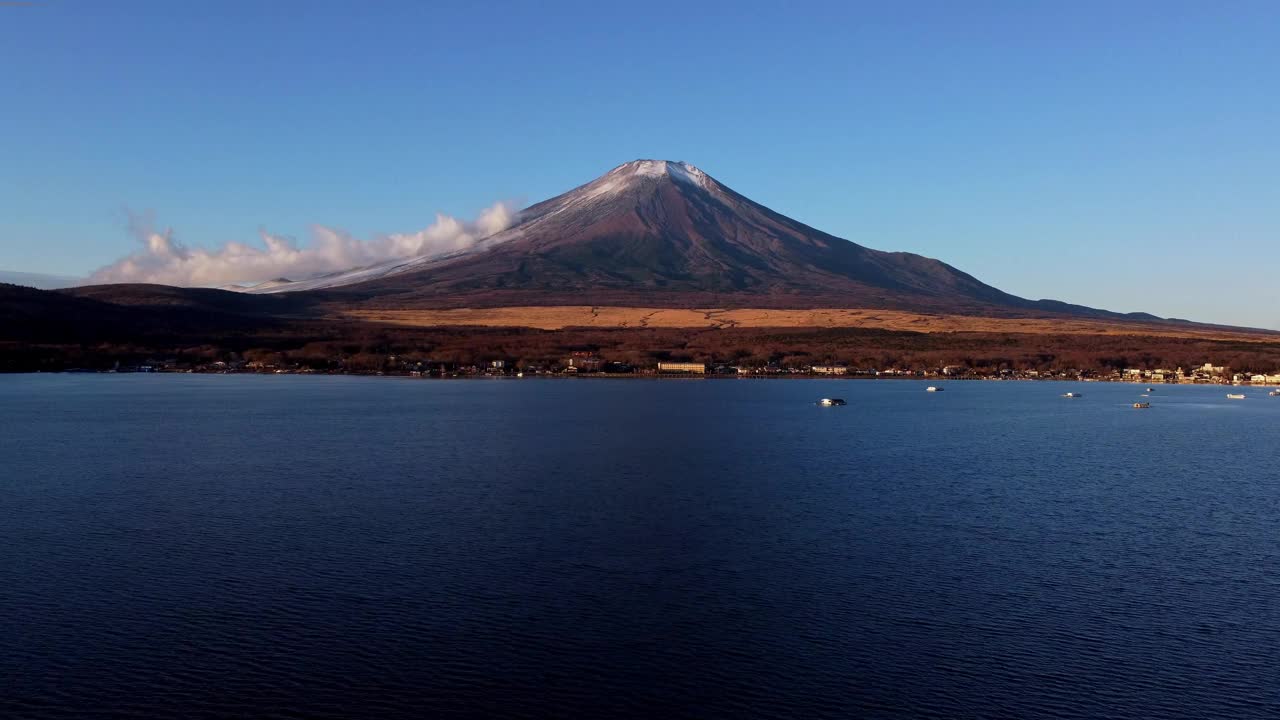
2, 0, 1277, 327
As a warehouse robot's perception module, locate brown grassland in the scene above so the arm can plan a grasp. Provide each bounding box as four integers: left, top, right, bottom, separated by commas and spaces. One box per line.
343, 306, 1278, 343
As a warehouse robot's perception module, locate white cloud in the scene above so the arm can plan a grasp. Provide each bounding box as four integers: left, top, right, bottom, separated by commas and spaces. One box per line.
88, 204, 518, 287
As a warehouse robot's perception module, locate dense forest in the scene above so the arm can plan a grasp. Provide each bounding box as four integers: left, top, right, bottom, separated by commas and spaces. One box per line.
5, 322, 1280, 375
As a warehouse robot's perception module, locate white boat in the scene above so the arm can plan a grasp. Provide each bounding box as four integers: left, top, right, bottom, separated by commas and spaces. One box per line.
817, 398, 846, 406
1270, 390, 1280, 397
1133, 402, 1150, 409
1147, 387, 1156, 392
1062, 392, 1084, 398
926, 386, 943, 392
1227, 394, 1246, 400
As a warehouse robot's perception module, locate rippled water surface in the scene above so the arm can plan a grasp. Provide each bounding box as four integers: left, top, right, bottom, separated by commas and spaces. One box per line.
2, 375, 1278, 719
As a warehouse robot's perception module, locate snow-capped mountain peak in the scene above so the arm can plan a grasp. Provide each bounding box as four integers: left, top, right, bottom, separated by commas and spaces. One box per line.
607, 159, 714, 190
242, 159, 729, 294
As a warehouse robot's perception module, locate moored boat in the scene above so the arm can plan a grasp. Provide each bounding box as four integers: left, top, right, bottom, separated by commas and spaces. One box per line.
817, 398, 846, 406
1227, 393, 1246, 400
926, 386, 943, 392
1062, 392, 1083, 398
1133, 402, 1150, 409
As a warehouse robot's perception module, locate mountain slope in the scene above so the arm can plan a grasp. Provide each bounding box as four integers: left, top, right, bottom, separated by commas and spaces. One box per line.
65, 283, 313, 316
296, 160, 1094, 316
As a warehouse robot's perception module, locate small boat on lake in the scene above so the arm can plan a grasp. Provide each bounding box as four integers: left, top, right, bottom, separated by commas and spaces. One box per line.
1147, 387, 1156, 392
1227, 394, 1246, 400
1133, 402, 1150, 409
1270, 390, 1280, 397
1063, 392, 1084, 398
817, 398, 846, 406
926, 386, 943, 392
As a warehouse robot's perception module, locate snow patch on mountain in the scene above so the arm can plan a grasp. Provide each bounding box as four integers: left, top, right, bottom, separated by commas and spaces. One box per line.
666, 161, 711, 190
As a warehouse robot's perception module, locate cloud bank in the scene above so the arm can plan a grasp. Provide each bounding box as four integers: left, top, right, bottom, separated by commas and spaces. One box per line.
88, 203, 518, 287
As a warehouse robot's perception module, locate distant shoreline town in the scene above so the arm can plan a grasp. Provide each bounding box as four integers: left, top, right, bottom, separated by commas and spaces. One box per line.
64, 358, 1280, 387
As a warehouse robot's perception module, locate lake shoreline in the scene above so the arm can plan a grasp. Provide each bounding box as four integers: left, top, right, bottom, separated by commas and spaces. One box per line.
5, 369, 1266, 389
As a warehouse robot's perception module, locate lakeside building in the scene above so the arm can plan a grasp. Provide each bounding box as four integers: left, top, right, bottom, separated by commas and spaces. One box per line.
566, 354, 602, 372
658, 362, 707, 374
811, 365, 848, 375
1122, 363, 1237, 384
1114, 362, 1280, 385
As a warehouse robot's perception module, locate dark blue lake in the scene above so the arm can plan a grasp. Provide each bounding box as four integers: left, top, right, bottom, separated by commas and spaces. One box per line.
2, 375, 1278, 719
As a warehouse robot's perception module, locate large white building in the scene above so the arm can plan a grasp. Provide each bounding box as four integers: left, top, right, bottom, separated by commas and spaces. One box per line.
658, 362, 706, 374
811, 365, 848, 375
